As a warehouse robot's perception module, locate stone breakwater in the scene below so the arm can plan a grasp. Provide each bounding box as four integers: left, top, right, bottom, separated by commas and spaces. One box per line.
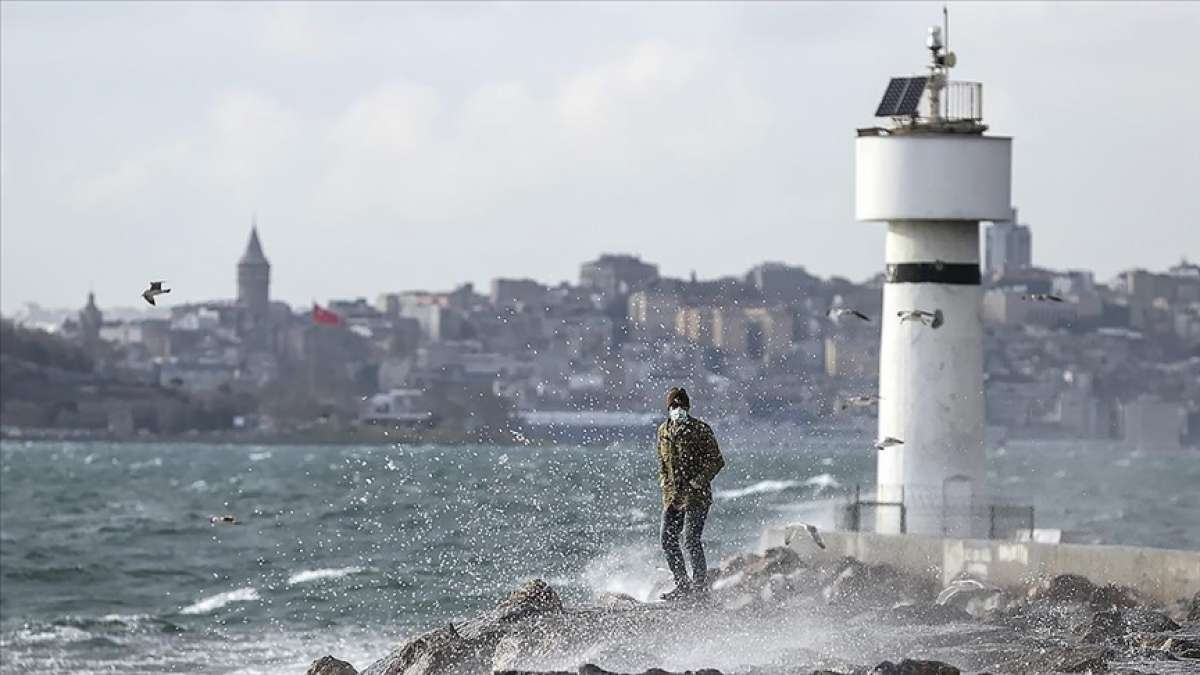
308, 548, 1200, 675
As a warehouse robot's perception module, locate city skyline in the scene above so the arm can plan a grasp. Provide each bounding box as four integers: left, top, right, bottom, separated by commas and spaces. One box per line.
3, 2, 1199, 313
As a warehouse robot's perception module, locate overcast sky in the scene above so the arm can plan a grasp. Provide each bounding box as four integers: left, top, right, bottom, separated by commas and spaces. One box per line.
2, 1, 1198, 313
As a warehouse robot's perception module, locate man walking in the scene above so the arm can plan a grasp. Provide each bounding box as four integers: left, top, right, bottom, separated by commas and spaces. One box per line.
656, 387, 725, 600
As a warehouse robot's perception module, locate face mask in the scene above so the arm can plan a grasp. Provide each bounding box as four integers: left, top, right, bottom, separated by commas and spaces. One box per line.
669, 407, 688, 422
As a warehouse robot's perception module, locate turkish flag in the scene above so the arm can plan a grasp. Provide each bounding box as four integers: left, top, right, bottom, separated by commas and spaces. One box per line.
312, 303, 342, 326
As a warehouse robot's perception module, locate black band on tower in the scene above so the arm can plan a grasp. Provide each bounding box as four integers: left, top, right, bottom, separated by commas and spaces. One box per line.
885, 262, 981, 285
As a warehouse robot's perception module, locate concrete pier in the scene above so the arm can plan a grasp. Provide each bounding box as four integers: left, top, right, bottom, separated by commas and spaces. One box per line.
761, 526, 1200, 605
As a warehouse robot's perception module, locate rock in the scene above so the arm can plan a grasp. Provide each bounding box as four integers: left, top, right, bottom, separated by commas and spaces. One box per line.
494, 578, 563, 622
1082, 608, 1124, 643
597, 592, 643, 610
359, 623, 479, 675
1121, 607, 1180, 633
307, 656, 358, 675
1034, 573, 1097, 605
1188, 590, 1200, 622
994, 645, 1108, 673
1089, 583, 1139, 610
1160, 636, 1200, 658
719, 552, 760, 577
869, 660, 960, 675
878, 603, 973, 625
578, 666, 724, 675
741, 547, 803, 579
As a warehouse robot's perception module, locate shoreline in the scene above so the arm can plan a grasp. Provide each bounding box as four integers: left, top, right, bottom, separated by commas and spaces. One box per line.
309, 548, 1200, 675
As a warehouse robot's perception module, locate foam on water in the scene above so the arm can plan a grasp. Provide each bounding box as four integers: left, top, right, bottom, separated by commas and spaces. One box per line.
179, 587, 260, 615
714, 479, 801, 500
287, 567, 364, 585
803, 473, 840, 490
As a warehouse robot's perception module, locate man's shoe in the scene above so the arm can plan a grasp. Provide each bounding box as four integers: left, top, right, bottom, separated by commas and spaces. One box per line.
659, 584, 691, 601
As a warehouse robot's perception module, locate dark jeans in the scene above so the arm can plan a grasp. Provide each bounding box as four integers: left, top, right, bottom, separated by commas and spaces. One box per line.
660, 503, 709, 588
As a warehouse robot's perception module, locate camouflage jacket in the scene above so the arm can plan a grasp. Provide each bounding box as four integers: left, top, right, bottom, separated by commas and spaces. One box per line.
656, 417, 725, 509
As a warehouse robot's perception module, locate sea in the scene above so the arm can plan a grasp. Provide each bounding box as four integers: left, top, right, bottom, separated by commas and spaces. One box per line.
1, 437, 1197, 674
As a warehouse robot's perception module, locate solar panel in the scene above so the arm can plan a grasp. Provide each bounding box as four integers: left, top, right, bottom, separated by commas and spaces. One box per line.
874, 78, 908, 117
874, 76, 928, 117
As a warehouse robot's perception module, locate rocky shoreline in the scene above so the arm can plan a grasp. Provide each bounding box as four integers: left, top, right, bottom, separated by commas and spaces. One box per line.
307, 548, 1200, 675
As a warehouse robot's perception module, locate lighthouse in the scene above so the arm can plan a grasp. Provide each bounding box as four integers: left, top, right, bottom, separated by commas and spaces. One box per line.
856, 17, 1012, 537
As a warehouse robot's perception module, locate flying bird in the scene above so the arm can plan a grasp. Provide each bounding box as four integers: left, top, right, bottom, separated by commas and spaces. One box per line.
936, 576, 1002, 607
828, 307, 871, 323
142, 281, 170, 306
785, 522, 827, 550
874, 436, 904, 451
1022, 293, 1064, 303
839, 394, 882, 411
897, 309, 944, 328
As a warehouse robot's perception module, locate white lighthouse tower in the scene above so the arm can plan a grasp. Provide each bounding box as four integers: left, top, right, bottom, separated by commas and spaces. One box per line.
856, 16, 1012, 537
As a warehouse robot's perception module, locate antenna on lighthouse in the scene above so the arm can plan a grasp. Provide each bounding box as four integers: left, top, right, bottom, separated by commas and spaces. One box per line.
944, 5, 950, 51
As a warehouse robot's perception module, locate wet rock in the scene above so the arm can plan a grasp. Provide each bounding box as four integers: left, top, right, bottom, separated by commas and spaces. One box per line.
995, 644, 1109, 673
360, 622, 480, 675
1121, 607, 1181, 634
597, 592, 643, 610
878, 603, 973, 625
494, 579, 563, 622
1160, 636, 1200, 658
362, 579, 566, 675
868, 659, 960, 675
1082, 608, 1125, 643
1189, 591, 1200, 622
307, 656, 358, 675
1119, 646, 1179, 661
1089, 583, 1139, 611
1033, 573, 1097, 605
741, 547, 803, 579
718, 552, 759, 577
578, 665, 724, 675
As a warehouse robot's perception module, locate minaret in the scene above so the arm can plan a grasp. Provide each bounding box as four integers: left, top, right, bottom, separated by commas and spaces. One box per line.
79, 291, 103, 356
237, 220, 271, 348
856, 17, 1012, 537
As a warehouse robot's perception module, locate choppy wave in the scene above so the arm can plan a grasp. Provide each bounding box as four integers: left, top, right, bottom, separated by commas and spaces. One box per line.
10, 624, 92, 645
287, 566, 363, 586
803, 473, 840, 490
179, 587, 260, 615
580, 544, 666, 603
714, 479, 801, 500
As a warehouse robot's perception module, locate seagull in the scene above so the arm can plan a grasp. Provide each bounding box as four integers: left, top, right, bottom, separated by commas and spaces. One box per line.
839, 394, 882, 411
785, 522, 827, 550
897, 309, 944, 328
828, 307, 871, 323
1022, 293, 1064, 303
142, 281, 171, 306
209, 515, 237, 525
936, 576, 1001, 607
873, 436, 904, 451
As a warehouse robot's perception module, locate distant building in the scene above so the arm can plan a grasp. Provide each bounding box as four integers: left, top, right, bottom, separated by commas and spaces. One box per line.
580, 254, 658, 298
490, 278, 548, 312
237, 224, 271, 349
745, 263, 818, 305
628, 287, 682, 341
985, 208, 1032, 277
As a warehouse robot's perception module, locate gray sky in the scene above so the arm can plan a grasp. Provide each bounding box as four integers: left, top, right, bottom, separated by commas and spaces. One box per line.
2, 1, 1198, 313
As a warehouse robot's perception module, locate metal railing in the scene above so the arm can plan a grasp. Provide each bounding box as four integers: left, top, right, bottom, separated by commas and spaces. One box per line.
929, 80, 983, 122
841, 484, 1034, 540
